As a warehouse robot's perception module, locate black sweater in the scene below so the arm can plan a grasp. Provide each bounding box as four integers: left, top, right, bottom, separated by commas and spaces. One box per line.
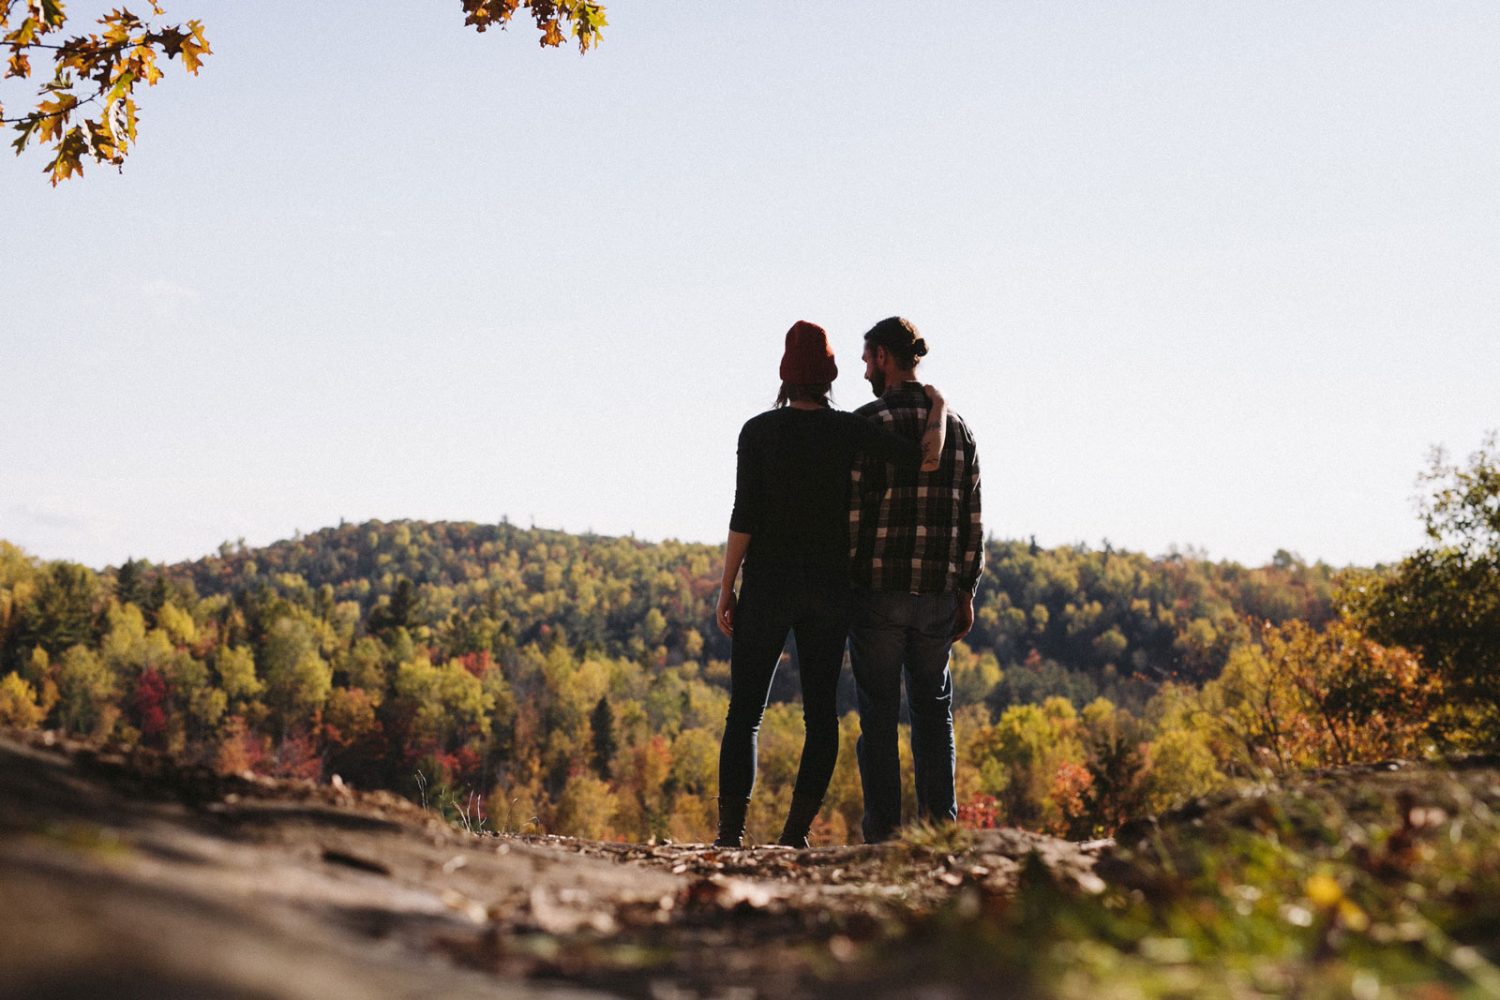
729, 406, 923, 586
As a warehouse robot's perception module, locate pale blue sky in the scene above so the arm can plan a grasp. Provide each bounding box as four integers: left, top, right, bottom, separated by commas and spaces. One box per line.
3, 2, 1497, 569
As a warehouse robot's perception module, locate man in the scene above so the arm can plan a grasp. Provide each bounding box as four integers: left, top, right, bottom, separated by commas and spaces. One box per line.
848, 316, 983, 843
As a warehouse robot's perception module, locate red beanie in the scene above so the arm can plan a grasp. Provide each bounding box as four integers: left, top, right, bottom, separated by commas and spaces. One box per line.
779, 320, 838, 384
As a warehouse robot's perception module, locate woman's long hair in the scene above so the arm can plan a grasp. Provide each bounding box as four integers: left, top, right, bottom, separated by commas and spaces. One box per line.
775, 381, 833, 409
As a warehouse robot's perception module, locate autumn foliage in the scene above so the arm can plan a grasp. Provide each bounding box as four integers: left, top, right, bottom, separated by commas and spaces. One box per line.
3, 1, 606, 183
2, 1, 209, 183
1, 441, 1494, 845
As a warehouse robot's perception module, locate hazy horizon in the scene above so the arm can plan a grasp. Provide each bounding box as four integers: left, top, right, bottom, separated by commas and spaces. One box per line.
0, 511, 1403, 573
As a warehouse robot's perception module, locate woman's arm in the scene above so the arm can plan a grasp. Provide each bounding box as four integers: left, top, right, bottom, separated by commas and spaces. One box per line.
721, 420, 760, 637
716, 529, 751, 637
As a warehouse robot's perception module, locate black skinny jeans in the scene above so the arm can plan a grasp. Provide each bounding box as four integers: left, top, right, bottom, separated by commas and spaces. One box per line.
718, 566, 852, 804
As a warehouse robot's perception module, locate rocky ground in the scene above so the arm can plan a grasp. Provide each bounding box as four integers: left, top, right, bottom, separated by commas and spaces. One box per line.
0, 731, 1106, 1000
9, 731, 1497, 1000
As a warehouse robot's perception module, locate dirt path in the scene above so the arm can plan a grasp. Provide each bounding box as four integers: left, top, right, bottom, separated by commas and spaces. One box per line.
0, 733, 1107, 1000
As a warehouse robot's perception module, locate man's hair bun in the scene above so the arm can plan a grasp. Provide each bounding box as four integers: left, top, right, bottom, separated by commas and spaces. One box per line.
863, 316, 928, 369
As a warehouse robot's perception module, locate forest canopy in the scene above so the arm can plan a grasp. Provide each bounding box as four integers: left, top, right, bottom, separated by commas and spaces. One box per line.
4, 452, 1493, 844
1, 432, 1494, 843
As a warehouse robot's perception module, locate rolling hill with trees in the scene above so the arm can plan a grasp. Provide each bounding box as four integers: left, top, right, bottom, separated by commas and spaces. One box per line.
1, 433, 1495, 843
0, 478, 1473, 845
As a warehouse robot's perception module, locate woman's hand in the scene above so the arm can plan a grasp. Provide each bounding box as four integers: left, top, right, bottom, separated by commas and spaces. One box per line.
717, 531, 750, 638
716, 587, 737, 637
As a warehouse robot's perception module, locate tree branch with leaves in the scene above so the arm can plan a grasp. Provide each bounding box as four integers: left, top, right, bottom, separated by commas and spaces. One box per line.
2, 1, 210, 184
3, 0, 606, 185
461, 0, 608, 52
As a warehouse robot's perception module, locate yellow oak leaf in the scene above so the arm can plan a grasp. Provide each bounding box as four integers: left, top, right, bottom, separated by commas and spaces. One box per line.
47, 125, 87, 185
179, 20, 210, 74
36, 93, 77, 144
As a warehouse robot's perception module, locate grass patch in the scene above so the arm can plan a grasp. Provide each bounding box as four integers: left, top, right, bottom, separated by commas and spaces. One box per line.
876, 767, 1500, 998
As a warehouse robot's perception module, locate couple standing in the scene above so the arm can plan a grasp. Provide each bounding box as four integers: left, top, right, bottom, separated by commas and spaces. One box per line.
713, 317, 984, 847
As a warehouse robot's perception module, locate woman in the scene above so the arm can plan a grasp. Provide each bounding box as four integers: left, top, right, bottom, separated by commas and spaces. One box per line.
713, 320, 946, 848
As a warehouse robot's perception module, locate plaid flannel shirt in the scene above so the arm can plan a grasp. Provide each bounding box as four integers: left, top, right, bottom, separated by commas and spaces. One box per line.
849, 381, 983, 594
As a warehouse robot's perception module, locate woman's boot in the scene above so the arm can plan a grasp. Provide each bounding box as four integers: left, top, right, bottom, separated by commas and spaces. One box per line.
714, 797, 750, 848
777, 793, 822, 848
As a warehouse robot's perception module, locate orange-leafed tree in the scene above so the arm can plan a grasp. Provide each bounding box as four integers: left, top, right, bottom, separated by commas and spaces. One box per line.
1201, 616, 1438, 774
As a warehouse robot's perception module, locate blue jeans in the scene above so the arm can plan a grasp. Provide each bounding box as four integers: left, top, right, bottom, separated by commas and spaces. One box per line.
850, 590, 958, 842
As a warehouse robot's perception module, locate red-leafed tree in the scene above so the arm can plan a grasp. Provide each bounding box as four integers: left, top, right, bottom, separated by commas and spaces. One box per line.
132, 667, 169, 744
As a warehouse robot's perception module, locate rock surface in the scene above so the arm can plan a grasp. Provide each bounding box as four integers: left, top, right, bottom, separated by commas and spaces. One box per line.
0, 732, 1106, 1000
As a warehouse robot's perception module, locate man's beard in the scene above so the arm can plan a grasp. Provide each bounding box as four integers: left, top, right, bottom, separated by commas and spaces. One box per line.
868, 370, 886, 397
